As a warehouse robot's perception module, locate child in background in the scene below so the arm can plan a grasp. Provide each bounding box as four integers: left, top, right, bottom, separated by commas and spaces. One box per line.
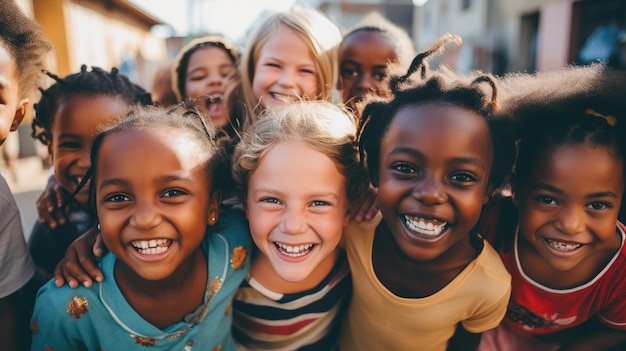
231, 101, 368, 350
478, 65, 626, 351
239, 7, 341, 119
28, 65, 150, 285
0, 1, 52, 349
337, 12, 415, 116
31, 105, 252, 350
150, 61, 178, 107
340, 35, 515, 351
172, 35, 249, 138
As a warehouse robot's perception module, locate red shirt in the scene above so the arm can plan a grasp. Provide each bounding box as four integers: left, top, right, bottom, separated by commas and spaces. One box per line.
496, 221, 626, 337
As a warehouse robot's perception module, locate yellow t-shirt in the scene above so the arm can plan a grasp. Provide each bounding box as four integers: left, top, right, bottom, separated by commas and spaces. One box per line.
339, 213, 511, 351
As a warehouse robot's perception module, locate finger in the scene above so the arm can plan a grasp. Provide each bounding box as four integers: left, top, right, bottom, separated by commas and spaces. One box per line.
92, 233, 106, 259
78, 255, 104, 284
54, 185, 65, 209
363, 200, 379, 221
62, 259, 93, 289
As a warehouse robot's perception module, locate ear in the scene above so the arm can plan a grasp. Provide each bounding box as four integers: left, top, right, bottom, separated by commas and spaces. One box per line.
10, 99, 28, 132
343, 211, 351, 226
207, 190, 222, 226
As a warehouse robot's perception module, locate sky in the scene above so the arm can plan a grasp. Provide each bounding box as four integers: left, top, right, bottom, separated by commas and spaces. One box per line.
129, 0, 296, 41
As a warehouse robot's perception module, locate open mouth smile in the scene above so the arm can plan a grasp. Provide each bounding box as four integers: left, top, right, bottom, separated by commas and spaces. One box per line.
545, 238, 582, 252
274, 242, 315, 257
404, 215, 448, 237
131, 239, 173, 255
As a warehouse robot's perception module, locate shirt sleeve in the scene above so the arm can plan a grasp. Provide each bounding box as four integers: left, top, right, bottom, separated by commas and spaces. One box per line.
462, 283, 512, 333
30, 284, 86, 350
0, 176, 34, 297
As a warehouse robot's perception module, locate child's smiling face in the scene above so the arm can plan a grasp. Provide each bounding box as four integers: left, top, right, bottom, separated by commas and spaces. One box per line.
337, 30, 397, 111
184, 46, 236, 128
96, 128, 218, 282
376, 102, 493, 262
252, 25, 319, 108
50, 95, 128, 206
0, 44, 27, 146
245, 140, 349, 283
516, 143, 624, 273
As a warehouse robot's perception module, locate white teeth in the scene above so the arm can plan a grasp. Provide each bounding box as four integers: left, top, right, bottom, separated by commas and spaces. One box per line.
546, 239, 581, 252
131, 239, 172, 255
404, 216, 447, 236
275, 242, 314, 257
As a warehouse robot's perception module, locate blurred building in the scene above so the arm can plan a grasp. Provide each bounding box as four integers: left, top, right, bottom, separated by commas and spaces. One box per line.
305, 0, 626, 74
414, 0, 626, 73
30, 0, 168, 88
308, 0, 415, 34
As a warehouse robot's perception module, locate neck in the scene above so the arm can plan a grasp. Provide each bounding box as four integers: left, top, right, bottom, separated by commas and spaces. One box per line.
115, 247, 205, 297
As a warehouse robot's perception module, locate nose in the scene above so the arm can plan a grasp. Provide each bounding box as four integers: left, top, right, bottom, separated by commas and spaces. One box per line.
206, 72, 223, 87
279, 206, 307, 235
278, 69, 296, 88
555, 205, 585, 235
130, 199, 161, 230
76, 149, 91, 170
413, 175, 446, 206
355, 74, 376, 93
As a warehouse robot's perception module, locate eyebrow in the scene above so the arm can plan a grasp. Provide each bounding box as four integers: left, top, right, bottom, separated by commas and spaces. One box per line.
99, 175, 194, 190
530, 183, 619, 199
389, 147, 486, 169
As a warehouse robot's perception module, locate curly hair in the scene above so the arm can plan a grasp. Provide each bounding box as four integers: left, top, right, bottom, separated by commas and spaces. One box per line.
232, 100, 368, 206
31, 65, 151, 145
0, 0, 53, 99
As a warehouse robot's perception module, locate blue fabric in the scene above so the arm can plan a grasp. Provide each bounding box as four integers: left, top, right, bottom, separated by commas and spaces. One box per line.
31, 209, 251, 351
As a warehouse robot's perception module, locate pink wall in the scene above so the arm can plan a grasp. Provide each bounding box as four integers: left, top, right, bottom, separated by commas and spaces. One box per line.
536, 0, 573, 71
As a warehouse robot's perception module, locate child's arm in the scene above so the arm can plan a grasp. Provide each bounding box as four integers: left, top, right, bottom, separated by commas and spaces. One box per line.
446, 323, 481, 351
53, 227, 105, 288
36, 175, 70, 228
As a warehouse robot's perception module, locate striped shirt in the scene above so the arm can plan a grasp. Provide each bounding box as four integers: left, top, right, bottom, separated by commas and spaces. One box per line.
233, 251, 351, 351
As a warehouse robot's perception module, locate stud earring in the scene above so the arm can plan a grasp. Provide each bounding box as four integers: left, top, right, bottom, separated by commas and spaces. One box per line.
97, 223, 101, 231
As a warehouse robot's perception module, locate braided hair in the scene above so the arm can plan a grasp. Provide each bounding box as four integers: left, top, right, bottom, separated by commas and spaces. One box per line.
31, 65, 151, 145
358, 34, 516, 251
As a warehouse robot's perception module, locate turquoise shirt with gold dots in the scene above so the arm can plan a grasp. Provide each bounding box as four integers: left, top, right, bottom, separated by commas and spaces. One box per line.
31, 209, 251, 351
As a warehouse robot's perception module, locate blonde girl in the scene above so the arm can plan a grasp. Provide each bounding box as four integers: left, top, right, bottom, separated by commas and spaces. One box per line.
239, 7, 341, 119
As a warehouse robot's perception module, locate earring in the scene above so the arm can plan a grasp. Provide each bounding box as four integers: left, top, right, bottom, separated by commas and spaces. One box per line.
97, 223, 101, 231
210, 217, 216, 222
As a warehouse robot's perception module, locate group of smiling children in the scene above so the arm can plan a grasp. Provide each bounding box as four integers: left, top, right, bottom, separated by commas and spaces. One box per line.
2, 1, 626, 350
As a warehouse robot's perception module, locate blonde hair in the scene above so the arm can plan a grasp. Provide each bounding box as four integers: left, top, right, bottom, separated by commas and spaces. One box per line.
232, 100, 368, 205
240, 7, 342, 120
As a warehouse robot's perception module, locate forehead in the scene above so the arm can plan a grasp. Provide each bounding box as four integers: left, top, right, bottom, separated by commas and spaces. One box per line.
0, 44, 18, 94
188, 46, 234, 67
339, 30, 398, 64
528, 143, 624, 187
98, 127, 207, 172
382, 102, 493, 161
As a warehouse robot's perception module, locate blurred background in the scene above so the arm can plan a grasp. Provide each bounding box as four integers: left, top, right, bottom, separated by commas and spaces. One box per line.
3, 0, 626, 227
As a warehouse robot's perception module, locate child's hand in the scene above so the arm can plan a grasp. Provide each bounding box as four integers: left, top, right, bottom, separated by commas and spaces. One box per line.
53, 227, 105, 289
36, 175, 70, 228
350, 185, 379, 221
